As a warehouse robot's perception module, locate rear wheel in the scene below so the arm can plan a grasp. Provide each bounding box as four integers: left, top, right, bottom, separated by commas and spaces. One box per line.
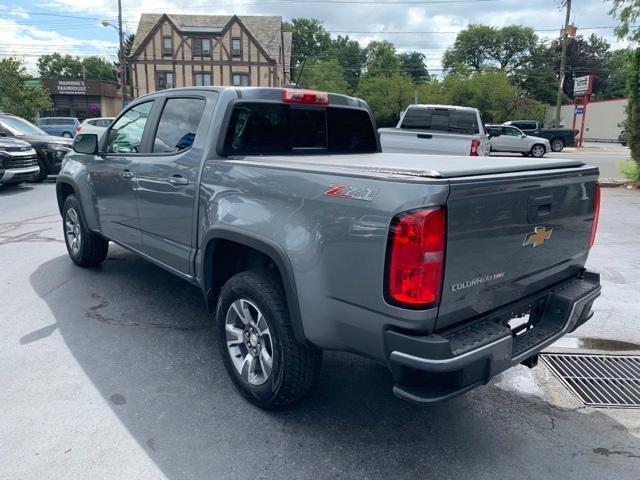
550, 138, 564, 152
61, 132, 73, 138
216, 270, 322, 409
530, 144, 546, 158
62, 194, 109, 267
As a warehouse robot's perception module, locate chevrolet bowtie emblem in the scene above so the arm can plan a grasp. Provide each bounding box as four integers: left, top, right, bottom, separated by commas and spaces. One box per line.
523, 226, 553, 248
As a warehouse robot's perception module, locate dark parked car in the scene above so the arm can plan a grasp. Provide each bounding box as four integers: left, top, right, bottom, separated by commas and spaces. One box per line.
503, 120, 578, 152
36, 117, 80, 138
0, 114, 72, 182
619, 130, 627, 147
0, 137, 40, 185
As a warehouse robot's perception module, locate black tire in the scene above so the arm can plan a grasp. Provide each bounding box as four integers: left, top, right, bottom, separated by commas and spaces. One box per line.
216, 269, 322, 409
61, 132, 73, 138
62, 194, 109, 267
530, 143, 546, 158
550, 138, 564, 152
28, 157, 48, 183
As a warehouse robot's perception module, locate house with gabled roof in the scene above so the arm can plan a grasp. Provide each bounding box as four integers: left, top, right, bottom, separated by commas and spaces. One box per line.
128, 14, 293, 97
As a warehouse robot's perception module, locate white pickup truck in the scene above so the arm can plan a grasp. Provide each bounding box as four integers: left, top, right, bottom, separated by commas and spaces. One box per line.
379, 104, 490, 157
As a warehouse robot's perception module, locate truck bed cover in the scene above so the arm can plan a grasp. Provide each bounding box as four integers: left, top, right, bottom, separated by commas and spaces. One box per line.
232, 153, 586, 179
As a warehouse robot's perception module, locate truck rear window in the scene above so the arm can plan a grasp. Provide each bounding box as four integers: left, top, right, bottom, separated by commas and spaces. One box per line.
401, 107, 479, 135
222, 103, 377, 155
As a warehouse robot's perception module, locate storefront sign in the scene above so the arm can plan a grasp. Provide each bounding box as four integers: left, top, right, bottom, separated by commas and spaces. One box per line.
573, 75, 594, 97
42, 79, 116, 97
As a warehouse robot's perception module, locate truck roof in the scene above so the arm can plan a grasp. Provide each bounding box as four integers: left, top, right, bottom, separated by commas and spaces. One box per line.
135, 86, 366, 108
406, 104, 480, 112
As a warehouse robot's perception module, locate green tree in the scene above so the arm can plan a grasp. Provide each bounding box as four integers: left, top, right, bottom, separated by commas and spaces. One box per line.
0, 58, 51, 121
355, 73, 414, 126
364, 41, 401, 77
442, 25, 499, 72
37, 53, 116, 82
550, 34, 612, 98
285, 18, 332, 81
399, 52, 430, 83
610, 0, 640, 41
418, 71, 545, 123
599, 49, 632, 99
326, 35, 365, 93
298, 59, 350, 93
516, 43, 558, 104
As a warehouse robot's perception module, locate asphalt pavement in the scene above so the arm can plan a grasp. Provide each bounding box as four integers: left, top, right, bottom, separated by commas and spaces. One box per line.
491, 143, 631, 180
1, 181, 639, 480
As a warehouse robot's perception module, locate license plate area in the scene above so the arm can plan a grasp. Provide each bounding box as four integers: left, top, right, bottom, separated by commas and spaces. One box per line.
502, 296, 550, 338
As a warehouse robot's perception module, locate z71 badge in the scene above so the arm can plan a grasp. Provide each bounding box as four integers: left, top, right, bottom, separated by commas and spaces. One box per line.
324, 184, 378, 201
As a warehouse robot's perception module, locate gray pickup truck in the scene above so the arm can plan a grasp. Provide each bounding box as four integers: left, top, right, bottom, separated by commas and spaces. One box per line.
56, 87, 601, 409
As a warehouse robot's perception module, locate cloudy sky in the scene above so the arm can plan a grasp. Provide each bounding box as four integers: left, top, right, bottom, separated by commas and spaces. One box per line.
0, 0, 631, 74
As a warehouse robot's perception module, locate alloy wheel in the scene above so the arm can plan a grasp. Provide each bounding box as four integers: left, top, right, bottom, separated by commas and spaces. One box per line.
551, 139, 563, 151
531, 145, 545, 157
224, 298, 274, 386
65, 207, 82, 256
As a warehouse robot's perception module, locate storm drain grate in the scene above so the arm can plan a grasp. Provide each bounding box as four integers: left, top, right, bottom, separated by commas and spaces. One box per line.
540, 354, 640, 408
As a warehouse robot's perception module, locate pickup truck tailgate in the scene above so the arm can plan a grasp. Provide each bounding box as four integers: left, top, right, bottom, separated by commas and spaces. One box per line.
436, 167, 599, 331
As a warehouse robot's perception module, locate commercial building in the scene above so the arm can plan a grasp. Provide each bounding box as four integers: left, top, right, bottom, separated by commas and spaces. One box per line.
41, 79, 122, 119
128, 14, 293, 97
546, 98, 627, 142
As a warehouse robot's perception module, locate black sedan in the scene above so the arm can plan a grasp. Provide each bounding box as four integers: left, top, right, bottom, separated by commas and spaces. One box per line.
0, 113, 72, 182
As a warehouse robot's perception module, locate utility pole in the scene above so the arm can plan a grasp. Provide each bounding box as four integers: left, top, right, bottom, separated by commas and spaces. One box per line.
554, 0, 572, 127
117, 0, 126, 108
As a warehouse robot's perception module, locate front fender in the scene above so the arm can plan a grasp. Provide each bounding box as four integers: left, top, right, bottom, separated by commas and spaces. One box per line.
56, 154, 100, 231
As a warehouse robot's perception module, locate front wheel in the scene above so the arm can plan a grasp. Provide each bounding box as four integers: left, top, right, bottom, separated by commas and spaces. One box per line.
62, 194, 109, 267
28, 158, 48, 183
550, 138, 564, 152
530, 144, 546, 158
216, 270, 322, 409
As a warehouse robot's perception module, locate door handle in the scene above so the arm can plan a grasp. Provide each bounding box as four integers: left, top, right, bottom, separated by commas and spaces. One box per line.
168, 175, 188, 186
417, 133, 432, 139
119, 169, 134, 179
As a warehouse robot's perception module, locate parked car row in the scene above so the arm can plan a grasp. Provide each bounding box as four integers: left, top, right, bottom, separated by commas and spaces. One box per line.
379, 104, 578, 158
0, 115, 114, 186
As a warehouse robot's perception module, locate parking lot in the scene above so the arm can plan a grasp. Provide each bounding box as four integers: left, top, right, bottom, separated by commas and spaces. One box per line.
490, 143, 631, 180
1, 181, 639, 480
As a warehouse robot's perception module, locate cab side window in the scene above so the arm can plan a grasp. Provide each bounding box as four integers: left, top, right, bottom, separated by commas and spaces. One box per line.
152, 98, 206, 153
105, 101, 153, 154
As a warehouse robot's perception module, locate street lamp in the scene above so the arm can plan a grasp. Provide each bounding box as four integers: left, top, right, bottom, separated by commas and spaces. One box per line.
101, 1, 126, 109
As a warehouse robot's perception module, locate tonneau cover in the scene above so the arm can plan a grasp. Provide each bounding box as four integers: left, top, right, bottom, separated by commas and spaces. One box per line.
232, 153, 586, 179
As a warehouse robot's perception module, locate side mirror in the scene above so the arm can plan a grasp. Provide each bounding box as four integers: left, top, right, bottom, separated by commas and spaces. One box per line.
521, 133, 526, 138
73, 133, 99, 155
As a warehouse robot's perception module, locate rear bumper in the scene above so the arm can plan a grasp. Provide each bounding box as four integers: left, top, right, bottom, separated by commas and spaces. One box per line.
385, 270, 601, 404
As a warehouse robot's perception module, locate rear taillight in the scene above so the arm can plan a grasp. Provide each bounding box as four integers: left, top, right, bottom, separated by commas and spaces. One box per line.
76, 125, 82, 132
470, 138, 481, 156
588, 184, 601, 250
386, 207, 446, 308
282, 89, 329, 105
